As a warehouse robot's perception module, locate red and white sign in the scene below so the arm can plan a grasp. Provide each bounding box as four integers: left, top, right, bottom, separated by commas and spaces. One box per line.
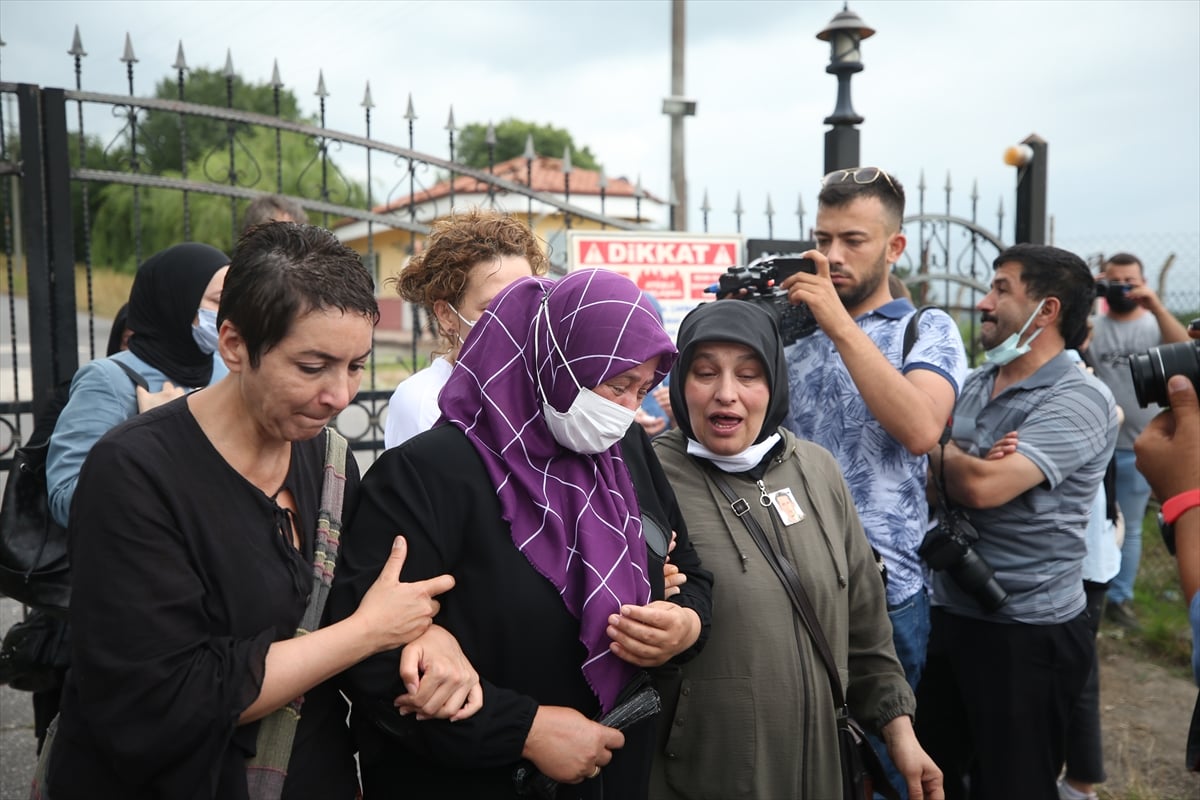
568, 231, 744, 340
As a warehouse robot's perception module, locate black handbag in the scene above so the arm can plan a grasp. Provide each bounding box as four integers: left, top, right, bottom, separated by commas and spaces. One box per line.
0, 439, 71, 614
0, 607, 70, 692
0, 360, 147, 613
708, 470, 900, 800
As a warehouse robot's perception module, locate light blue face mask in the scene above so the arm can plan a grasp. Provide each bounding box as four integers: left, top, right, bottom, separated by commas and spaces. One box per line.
983, 298, 1046, 366
192, 307, 220, 355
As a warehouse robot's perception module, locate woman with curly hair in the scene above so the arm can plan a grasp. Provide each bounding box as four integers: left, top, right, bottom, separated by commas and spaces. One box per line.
383, 209, 547, 448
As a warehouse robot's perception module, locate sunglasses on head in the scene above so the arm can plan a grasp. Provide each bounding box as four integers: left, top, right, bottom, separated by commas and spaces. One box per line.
821, 166, 899, 196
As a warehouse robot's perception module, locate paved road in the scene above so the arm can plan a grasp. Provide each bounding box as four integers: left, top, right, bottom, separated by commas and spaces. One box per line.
0, 597, 37, 797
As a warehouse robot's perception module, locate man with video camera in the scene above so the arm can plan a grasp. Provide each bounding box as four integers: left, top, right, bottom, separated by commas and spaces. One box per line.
780, 168, 967, 798
1089, 253, 1190, 630
917, 244, 1118, 799
780, 169, 967, 690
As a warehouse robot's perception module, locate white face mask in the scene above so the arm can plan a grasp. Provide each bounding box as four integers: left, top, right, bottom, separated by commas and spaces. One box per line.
449, 303, 477, 329
543, 386, 637, 455
984, 298, 1046, 366
535, 298, 636, 454
192, 307, 220, 355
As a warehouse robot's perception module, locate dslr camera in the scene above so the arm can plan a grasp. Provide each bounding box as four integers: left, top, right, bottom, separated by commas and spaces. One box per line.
919, 508, 1009, 612
1128, 334, 1200, 408
1099, 278, 1132, 309
715, 256, 818, 345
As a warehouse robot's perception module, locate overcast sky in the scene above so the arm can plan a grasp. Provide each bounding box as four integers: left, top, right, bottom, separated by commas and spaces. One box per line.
3, 0, 1198, 294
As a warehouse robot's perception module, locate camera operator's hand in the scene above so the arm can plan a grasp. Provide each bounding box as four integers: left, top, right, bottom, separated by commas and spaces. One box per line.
1126, 282, 1167, 313
1124, 286, 1192, 344
780, 249, 854, 339
1135, 375, 1200, 502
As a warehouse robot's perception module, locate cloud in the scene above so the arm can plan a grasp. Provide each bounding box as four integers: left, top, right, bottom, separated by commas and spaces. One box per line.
2, 0, 1197, 294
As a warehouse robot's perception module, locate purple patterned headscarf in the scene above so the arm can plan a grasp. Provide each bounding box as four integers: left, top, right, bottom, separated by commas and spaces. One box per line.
439, 269, 676, 713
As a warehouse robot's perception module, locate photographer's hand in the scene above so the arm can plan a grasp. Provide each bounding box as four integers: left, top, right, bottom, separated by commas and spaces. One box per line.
781, 249, 855, 339
1127, 284, 1190, 344
1134, 375, 1200, 502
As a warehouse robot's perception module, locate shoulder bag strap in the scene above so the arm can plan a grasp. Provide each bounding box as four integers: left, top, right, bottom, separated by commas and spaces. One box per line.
111, 359, 150, 391
246, 427, 349, 800
302, 427, 348, 632
706, 469, 846, 706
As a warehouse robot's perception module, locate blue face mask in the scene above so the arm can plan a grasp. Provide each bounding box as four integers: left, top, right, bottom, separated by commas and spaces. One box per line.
192, 307, 220, 355
983, 298, 1046, 366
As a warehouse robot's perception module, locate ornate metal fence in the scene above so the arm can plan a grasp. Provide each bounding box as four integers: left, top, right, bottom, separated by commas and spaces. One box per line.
0, 28, 650, 469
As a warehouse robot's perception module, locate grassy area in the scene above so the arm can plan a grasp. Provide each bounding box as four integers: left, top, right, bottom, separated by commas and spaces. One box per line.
7, 264, 424, 392
5, 264, 134, 320
1102, 502, 1194, 679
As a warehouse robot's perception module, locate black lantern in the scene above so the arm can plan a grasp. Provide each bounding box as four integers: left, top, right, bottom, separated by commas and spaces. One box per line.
816, 4, 875, 173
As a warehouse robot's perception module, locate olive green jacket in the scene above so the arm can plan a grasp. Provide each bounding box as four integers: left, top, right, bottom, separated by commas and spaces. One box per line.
649, 428, 914, 800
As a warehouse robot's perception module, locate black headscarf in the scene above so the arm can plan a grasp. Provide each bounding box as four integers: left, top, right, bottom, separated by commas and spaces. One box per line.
126, 243, 229, 388
106, 303, 130, 357
668, 300, 790, 446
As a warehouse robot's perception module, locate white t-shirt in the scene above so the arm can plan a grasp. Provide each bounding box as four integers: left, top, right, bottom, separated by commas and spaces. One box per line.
383, 356, 454, 449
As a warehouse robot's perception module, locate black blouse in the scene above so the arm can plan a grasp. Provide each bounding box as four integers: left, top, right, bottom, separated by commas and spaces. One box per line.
328, 424, 713, 800
47, 400, 360, 800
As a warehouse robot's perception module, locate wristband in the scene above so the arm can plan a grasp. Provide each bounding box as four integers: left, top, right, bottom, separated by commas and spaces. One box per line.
1162, 489, 1200, 525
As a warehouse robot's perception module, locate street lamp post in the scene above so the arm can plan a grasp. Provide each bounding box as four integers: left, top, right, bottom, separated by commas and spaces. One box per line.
1004, 134, 1049, 244
817, 4, 875, 174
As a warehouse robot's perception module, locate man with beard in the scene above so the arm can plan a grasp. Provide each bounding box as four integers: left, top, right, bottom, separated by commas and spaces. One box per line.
781, 168, 967, 798
1089, 253, 1189, 630
918, 244, 1118, 799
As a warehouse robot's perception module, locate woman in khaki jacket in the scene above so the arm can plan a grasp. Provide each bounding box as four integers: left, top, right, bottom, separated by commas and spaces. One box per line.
648, 300, 942, 800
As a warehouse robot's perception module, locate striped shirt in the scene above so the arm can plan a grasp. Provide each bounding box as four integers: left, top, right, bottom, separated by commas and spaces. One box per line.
933, 351, 1118, 624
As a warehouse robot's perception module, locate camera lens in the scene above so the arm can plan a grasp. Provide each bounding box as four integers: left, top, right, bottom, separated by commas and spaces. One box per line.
1129, 339, 1200, 408
950, 549, 1010, 612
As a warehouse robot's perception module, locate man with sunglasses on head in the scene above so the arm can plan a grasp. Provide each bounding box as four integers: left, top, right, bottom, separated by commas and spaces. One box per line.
780, 167, 968, 798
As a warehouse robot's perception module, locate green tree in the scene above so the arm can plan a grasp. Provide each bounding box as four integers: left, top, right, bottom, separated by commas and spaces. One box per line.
8, 132, 123, 264
139, 68, 305, 175
457, 119, 600, 171
86, 68, 363, 271
91, 126, 363, 271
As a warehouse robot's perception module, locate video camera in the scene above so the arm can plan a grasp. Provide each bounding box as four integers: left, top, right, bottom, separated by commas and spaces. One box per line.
714, 256, 818, 345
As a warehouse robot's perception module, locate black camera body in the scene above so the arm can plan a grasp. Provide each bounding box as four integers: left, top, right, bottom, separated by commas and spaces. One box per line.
716, 257, 818, 345
1128, 337, 1200, 408
1094, 279, 1132, 304
919, 508, 1009, 612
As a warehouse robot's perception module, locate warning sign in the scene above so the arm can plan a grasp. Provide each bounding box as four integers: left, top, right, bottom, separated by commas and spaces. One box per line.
568, 231, 744, 340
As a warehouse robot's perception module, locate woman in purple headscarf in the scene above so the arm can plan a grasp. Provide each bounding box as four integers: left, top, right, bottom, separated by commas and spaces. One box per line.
329, 269, 713, 800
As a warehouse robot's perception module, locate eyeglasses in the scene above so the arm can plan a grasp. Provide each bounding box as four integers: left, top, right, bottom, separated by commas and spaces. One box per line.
821, 166, 899, 197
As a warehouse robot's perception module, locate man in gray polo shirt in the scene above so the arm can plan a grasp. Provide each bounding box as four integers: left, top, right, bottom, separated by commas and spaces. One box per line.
916, 244, 1118, 800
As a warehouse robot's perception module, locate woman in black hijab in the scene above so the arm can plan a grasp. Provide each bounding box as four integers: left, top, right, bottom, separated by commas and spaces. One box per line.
647, 300, 942, 800
46, 243, 230, 528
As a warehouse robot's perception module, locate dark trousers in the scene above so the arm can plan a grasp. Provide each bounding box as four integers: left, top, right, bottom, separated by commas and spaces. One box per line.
1063, 581, 1108, 783
915, 606, 1093, 800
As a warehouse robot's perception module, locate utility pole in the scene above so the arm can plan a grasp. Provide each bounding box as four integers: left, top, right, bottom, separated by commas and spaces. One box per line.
663, 0, 695, 231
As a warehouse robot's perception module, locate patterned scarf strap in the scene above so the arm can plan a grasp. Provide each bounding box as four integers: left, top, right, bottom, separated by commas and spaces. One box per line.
246, 427, 348, 800
301, 428, 348, 634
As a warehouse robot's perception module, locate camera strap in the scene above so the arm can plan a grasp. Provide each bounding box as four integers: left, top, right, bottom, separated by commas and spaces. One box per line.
707, 469, 901, 800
